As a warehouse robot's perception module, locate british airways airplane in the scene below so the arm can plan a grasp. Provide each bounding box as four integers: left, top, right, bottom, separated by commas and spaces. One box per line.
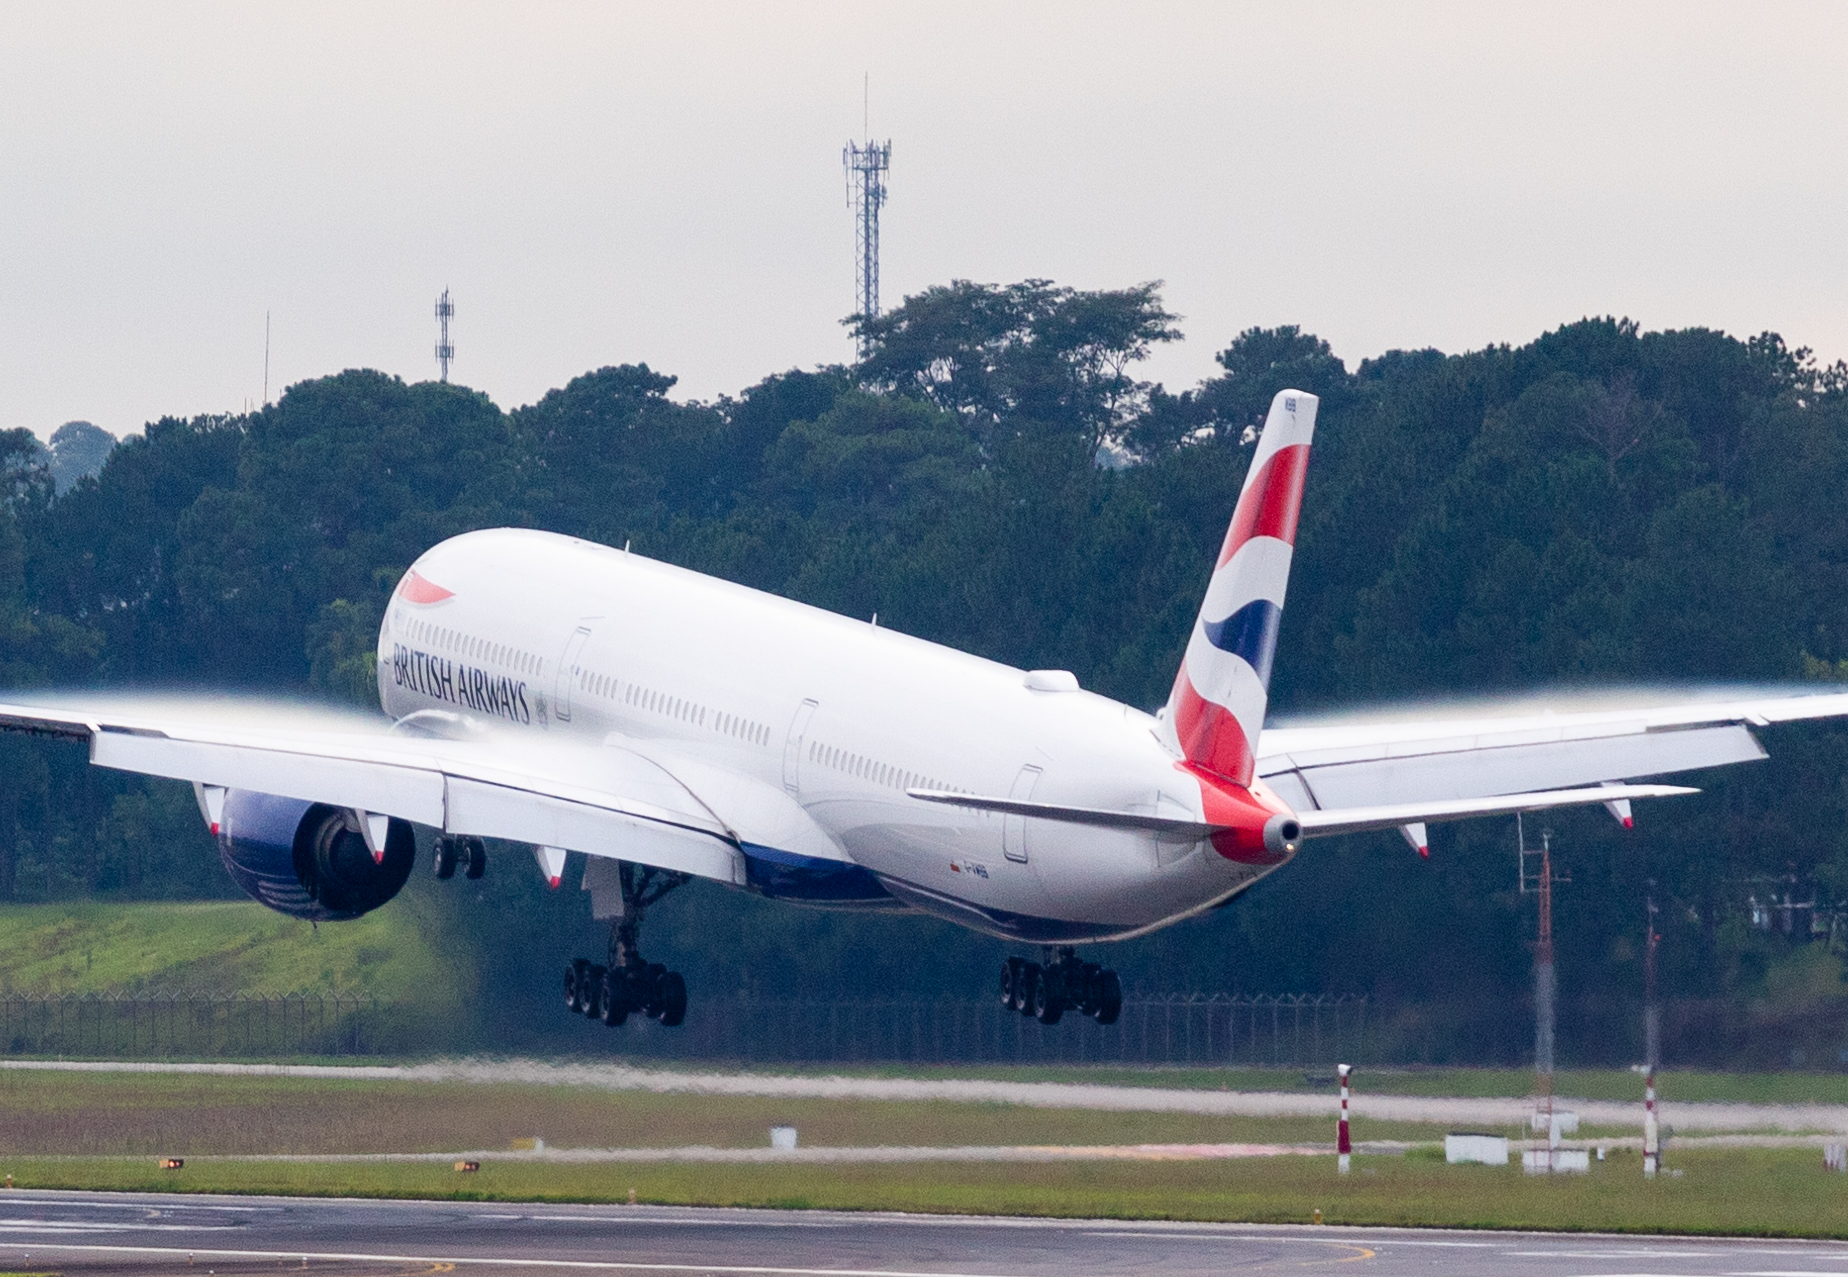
2, 390, 1842, 1031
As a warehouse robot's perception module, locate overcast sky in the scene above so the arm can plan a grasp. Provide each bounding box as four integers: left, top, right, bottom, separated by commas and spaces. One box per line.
3, 3, 1845, 440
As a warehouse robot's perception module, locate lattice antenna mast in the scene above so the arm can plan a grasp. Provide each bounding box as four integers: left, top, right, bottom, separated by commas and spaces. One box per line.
434, 289, 455, 383
843, 83, 890, 360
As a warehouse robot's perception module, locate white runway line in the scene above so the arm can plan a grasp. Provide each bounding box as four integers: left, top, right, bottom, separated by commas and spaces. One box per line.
7, 1057, 1846, 1133
0, 1240, 1054, 1277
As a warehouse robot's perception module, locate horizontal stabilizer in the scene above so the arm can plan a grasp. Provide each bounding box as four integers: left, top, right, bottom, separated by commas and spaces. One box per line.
1296, 783, 1697, 839
906, 789, 1219, 841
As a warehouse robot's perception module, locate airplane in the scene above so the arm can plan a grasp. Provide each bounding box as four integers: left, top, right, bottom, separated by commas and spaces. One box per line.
1, 388, 1843, 1032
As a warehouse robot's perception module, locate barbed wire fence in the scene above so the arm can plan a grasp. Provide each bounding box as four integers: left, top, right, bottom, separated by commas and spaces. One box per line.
0, 992, 1370, 1066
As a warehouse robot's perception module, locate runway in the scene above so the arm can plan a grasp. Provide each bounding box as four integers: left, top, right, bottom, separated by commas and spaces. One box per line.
1, 1190, 1845, 1277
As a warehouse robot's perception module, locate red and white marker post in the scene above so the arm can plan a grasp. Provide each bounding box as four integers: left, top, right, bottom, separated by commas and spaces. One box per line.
1642, 1069, 1659, 1178
1337, 1063, 1353, 1174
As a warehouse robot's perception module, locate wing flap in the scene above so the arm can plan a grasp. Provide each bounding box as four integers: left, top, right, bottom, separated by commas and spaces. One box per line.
444, 777, 744, 884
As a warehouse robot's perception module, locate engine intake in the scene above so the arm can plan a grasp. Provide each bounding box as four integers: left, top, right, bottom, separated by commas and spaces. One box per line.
217, 790, 416, 921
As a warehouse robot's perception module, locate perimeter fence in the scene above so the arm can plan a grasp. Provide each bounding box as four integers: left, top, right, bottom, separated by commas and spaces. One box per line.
0, 991, 1370, 1066
20, 991, 1830, 1069
0, 992, 393, 1059
618, 993, 1372, 1067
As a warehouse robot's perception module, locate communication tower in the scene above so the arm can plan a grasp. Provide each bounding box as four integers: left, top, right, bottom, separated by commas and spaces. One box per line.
843, 118, 891, 358
435, 289, 455, 383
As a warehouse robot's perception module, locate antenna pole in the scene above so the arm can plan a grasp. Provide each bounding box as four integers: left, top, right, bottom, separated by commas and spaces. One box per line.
435, 289, 456, 383
843, 85, 891, 360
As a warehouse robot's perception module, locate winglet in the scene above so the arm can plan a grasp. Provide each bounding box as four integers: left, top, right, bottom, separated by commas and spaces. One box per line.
1399, 822, 1429, 858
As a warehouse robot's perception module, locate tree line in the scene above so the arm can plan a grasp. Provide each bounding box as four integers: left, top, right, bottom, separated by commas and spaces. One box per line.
2, 281, 1846, 1061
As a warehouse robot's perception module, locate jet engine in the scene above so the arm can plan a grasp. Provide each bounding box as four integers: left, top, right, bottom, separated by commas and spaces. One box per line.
216, 789, 416, 921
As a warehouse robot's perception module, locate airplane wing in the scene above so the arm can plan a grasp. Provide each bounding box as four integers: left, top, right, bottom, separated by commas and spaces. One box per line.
0, 696, 750, 887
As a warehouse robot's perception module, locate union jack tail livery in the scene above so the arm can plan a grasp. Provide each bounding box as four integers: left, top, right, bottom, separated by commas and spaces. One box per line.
1160, 389, 1317, 786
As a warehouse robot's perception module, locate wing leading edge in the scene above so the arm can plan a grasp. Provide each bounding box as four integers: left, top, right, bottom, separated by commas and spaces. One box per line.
0, 698, 749, 887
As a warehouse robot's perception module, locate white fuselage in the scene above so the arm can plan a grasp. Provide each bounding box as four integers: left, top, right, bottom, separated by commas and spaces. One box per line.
376, 529, 1282, 942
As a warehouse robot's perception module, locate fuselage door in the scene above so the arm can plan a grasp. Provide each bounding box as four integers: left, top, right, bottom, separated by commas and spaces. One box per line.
554, 626, 592, 724
1002, 764, 1043, 863
783, 699, 818, 794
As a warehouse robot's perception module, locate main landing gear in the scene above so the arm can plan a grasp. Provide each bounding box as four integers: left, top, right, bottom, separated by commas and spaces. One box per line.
1000, 948, 1122, 1026
432, 836, 487, 880
563, 862, 690, 1030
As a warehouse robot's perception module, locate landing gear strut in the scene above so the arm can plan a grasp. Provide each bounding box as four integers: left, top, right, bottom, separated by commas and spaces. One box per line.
999, 948, 1122, 1026
562, 862, 690, 1029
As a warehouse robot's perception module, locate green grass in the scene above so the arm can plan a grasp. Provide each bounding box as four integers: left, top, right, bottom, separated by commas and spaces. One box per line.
0, 1069, 1440, 1155
4, 1149, 1845, 1237
0, 899, 460, 1002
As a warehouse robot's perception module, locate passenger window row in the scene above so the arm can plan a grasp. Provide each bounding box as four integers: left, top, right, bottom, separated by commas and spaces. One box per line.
405, 616, 541, 676
810, 740, 955, 795
578, 669, 770, 747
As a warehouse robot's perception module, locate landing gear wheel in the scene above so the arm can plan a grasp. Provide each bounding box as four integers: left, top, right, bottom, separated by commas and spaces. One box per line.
583, 965, 607, 1017
433, 838, 458, 880
1094, 969, 1123, 1025
1002, 948, 1120, 1027
564, 958, 592, 1013
1032, 969, 1063, 1025
656, 971, 687, 1027
560, 860, 692, 1031
1012, 962, 1040, 1015
597, 967, 629, 1026
462, 838, 487, 880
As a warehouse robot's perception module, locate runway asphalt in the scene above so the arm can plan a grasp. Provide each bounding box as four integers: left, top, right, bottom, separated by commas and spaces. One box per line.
1, 1189, 1846, 1277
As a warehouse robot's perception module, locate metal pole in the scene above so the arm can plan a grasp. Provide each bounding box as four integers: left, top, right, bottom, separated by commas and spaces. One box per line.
1643, 1068, 1660, 1177
1644, 880, 1661, 1073
1337, 1063, 1353, 1174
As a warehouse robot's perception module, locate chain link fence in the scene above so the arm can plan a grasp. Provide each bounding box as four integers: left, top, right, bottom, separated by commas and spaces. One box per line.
7, 991, 1838, 1069
614, 993, 1372, 1067
0, 992, 391, 1058
1, 991, 1369, 1065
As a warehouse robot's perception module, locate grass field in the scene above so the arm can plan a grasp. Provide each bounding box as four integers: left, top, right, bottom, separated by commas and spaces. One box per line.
0, 901, 460, 1002
4, 1148, 1846, 1238
0, 1069, 1436, 1154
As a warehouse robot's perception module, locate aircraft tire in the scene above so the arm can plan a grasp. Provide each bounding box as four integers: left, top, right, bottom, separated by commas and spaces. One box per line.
999, 959, 1019, 1009
462, 838, 487, 880
1013, 962, 1040, 1015
657, 971, 688, 1027
598, 968, 629, 1026
1032, 970, 1063, 1025
1094, 969, 1123, 1025
583, 965, 608, 1017
564, 959, 589, 1013
433, 838, 458, 880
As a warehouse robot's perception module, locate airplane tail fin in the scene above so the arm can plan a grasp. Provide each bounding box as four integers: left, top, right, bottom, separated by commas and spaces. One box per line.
1158, 389, 1318, 786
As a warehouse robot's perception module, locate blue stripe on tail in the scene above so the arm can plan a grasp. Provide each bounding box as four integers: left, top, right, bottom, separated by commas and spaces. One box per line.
1202, 598, 1282, 688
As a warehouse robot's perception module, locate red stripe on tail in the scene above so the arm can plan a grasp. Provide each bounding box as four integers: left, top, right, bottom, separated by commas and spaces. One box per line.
1170, 673, 1255, 786
1218, 443, 1311, 567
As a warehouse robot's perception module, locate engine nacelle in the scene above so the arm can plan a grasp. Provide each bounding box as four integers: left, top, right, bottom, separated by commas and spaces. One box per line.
217, 789, 416, 921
